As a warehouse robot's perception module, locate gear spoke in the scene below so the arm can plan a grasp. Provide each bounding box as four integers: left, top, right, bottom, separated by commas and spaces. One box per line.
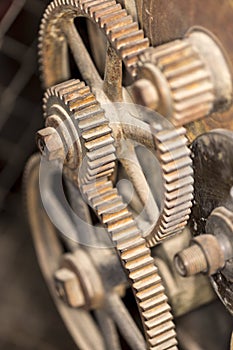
106, 293, 147, 350
103, 44, 123, 101
62, 20, 103, 90
118, 142, 159, 225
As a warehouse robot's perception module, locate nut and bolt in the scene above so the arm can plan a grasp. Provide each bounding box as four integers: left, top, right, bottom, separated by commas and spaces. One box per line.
131, 78, 159, 110
54, 267, 85, 308
36, 127, 65, 161
54, 249, 105, 310
174, 234, 225, 277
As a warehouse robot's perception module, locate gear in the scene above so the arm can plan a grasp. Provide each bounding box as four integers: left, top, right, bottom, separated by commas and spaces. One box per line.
38, 0, 149, 87
147, 126, 193, 246
139, 42, 214, 126
137, 28, 232, 126
43, 79, 178, 350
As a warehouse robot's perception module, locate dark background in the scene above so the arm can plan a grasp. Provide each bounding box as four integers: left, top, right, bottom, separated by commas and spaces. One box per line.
0, 1, 76, 349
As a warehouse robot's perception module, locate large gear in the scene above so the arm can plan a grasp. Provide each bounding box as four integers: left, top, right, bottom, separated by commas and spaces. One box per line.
38, 0, 149, 87
43, 79, 178, 350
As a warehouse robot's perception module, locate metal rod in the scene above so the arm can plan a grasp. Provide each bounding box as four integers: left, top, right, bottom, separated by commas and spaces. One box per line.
103, 44, 123, 101
119, 141, 159, 224
106, 293, 146, 350
95, 309, 121, 350
62, 20, 102, 89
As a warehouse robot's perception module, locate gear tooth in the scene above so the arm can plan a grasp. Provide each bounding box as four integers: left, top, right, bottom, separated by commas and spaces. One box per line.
92, 3, 121, 20
149, 329, 177, 348
105, 15, 133, 34
83, 0, 102, 13
98, 9, 127, 28
115, 30, 144, 49
119, 38, 150, 58
109, 22, 139, 41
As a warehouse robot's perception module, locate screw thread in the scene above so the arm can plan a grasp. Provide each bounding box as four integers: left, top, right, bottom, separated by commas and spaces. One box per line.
174, 244, 208, 277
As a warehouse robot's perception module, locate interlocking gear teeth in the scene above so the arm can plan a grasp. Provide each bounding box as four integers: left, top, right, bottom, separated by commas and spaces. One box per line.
43, 79, 178, 350
139, 39, 215, 126
145, 126, 193, 247
38, 0, 149, 87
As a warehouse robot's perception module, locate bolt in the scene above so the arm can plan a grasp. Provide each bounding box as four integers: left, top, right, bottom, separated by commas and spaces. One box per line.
36, 127, 65, 161
54, 268, 85, 308
174, 234, 225, 277
131, 78, 159, 110
174, 243, 208, 277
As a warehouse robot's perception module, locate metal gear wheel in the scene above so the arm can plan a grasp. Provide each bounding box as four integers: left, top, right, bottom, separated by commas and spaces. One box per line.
38, 0, 149, 88
42, 78, 178, 350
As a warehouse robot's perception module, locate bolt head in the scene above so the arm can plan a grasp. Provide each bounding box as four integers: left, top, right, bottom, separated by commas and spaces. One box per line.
36, 127, 65, 161
54, 268, 85, 308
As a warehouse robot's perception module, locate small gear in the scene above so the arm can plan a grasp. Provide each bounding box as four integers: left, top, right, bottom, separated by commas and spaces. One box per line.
43, 79, 178, 350
138, 28, 232, 127
138, 36, 215, 126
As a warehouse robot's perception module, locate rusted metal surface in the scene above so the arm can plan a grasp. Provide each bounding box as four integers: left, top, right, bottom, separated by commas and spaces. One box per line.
41, 78, 178, 350
190, 130, 233, 315
138, 28, 232, 127
24, 154, 106, 350
60, 250, 105, 310
206, 206, 233, 315
175, 234, 225, 277
54, 268, 86, 308
191, 129, 233, 233
153, 228, 215, 317
36, 127, 65, 161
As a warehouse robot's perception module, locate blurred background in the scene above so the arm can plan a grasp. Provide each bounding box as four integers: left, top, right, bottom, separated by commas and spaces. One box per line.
0, 1, 76, 349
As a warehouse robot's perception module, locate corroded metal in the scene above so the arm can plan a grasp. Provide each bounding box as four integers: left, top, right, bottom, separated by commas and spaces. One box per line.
174, 234, 225, 277
38, 0, 149, 88
29, 1, 233, 349
43, 78, 178, 350
24, 154, 106, 350
140, 0, 233, 139
137, 28, 232, 127
206, 206, 233, 315
147, 127, 193, 246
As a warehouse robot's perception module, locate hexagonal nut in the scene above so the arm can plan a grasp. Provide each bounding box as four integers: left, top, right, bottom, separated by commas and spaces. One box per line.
54, 268, 85, 308
36, 127, 65, 161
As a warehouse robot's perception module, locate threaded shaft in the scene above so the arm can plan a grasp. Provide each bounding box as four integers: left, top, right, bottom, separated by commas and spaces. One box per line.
174, 244, 208, 277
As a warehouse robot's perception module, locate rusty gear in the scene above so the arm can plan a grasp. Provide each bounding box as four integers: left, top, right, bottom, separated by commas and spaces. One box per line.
147, 127, 193, 246
43, 78, 178, 350
38, 0, 149, 87
138, 38, 215, 126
